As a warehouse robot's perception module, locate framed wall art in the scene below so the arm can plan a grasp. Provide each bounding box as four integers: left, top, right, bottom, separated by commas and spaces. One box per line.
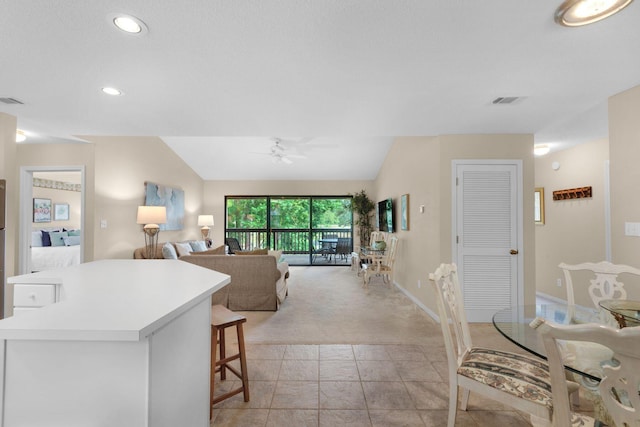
33, 198, 52, 223
54, 203, 70, 221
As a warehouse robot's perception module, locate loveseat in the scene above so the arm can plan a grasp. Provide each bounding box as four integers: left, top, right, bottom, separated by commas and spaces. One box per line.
133, 242, 289, 311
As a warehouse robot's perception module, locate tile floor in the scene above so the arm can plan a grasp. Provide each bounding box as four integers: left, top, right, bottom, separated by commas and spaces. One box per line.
210, 342, 557, 427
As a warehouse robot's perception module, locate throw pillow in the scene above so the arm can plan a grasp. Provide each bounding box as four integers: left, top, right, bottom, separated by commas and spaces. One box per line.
189, 245, 226, 255
189, 240, 208, 252
31, 231, 43, 247
67, 229, 81, 236
50, 231, 69, 247
268, 250, 283, 262
63, 236, 81, 246
175, 242, 193, 257
235, 248, 268, 255
162, 242, 178, 259
41, 230, 52, 247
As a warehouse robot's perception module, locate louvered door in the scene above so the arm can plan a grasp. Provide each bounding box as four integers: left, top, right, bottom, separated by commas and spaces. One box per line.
454, 161, 522, 322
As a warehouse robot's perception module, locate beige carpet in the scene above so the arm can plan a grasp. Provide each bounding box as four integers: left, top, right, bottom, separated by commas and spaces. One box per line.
240, 266, 444, 346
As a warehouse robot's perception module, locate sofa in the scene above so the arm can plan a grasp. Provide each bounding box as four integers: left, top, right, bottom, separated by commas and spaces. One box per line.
133, 242, 289, 311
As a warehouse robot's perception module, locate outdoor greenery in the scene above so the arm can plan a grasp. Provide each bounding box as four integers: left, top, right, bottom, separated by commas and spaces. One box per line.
226, 197, 352, 229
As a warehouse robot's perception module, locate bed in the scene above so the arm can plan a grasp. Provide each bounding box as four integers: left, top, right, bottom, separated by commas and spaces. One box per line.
30, 245, 81, 272
30, 228, 82, 272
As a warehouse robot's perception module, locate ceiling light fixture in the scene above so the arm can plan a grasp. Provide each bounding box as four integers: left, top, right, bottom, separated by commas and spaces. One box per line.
555, 0, 634, 26
108, 13, 148, 35
15, 129, 26, 142
102, 87, 123, 96
534, 144, 551, 156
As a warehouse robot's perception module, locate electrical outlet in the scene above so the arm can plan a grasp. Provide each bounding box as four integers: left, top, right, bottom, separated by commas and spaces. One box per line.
556, 278, 562, 287
418, 279, 421, 288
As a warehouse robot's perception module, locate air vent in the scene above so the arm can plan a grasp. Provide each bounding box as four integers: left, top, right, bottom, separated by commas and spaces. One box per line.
0, 97, 24, 105
492, 96, 521, 105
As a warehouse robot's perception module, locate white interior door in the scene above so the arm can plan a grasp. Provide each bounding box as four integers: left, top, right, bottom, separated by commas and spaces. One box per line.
453, 160, 523, 322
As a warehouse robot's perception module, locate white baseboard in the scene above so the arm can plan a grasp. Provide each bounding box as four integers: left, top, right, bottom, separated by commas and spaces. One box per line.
536, 291, 567, 305
393, 281, 440, 322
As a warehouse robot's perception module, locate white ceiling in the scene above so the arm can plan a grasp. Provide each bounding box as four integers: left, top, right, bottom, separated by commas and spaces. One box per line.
2, 1, 640, 180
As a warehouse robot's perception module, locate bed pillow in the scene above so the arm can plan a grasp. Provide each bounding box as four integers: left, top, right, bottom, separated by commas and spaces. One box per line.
175, 242, 193, 257
67, 229, 81, 237
50, 231, 69, 247
189, 240, 208, 252
63, 235, 81, 246
41, 230, 52, 247
235, 248, 268, 255
162, 242, 178, 259
31, 231, 44, 247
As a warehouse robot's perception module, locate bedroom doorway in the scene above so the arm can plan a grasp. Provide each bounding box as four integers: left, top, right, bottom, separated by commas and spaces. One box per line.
18, 166, 85, 274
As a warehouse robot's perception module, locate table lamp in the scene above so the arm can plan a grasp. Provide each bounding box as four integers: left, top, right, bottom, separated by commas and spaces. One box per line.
198, 214, 214, 240
137, 206, 167, 259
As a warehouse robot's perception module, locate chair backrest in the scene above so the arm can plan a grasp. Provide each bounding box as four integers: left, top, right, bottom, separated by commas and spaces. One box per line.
335, 237, 351, 255
370, 231, 386, 244
531, 318, 640, 427
225, 237, 243, 254
559, 261, 640, 308
383, 236, 399, 267
429, 263, 473, 368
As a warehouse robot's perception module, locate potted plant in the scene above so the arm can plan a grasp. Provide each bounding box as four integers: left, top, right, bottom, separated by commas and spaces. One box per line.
350, 190, 375, 248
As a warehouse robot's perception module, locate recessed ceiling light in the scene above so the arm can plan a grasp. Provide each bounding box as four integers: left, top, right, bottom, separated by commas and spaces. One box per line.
555, 0, 634, 26
102, 87, 123, 96
108, 13, 148, 35
534, 144, 550, 156
15, 129, 26, 143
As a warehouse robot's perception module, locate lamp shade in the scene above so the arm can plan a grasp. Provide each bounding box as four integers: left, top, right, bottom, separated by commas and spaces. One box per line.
136, 206, 167, 225
198, 215, 214, 227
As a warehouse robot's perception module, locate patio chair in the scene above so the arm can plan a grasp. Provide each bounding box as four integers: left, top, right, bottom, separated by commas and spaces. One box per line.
334, 237, 351, 263
531, 318, 640, 427
429, 263, 577, 427
225, 237, 243, 254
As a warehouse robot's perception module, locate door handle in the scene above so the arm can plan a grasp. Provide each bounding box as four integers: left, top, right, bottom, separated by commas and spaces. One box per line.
510, 249, 518, 255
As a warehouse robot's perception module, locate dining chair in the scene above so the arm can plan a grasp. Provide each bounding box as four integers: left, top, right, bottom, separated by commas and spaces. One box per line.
531, 318, 640, 427
363, 236, 398, 287
559, 260, 640, 313
430, 263, 571, 427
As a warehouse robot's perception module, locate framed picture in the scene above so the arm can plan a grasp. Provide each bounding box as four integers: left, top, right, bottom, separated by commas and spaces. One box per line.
54, 203, 70, 221
401, 194, 410, 230
535, 187, 545, 225
33, 198, 52, 223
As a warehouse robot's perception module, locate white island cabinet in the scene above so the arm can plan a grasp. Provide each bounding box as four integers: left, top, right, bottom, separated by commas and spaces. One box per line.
1, 260, 230, 427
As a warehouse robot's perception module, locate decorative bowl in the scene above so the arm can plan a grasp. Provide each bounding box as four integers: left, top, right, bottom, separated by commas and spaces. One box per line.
371, 240, 386, 250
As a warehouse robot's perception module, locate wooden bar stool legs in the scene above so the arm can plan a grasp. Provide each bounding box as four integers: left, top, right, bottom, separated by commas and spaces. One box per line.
210, 305, 250, 419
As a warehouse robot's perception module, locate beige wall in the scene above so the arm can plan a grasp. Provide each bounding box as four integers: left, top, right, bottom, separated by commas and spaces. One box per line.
86, 136, 205, 259
202, 180, 374, 248
375, 134, 536, 316
608, 84, 640, 297
0, 114, 18, 318
534, 139, 609, 306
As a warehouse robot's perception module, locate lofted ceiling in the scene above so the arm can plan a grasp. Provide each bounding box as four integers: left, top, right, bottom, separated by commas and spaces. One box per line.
1, 1, 639, 180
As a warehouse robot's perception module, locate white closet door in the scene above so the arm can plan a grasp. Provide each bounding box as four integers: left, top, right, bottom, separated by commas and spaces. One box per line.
454, 161, 522, 322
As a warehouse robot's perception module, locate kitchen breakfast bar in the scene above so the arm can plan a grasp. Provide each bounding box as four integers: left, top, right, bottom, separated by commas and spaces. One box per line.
0, 260, 230, 427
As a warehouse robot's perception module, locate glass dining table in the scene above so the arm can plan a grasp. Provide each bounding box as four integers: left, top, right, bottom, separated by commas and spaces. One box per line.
492, 304, 603, 382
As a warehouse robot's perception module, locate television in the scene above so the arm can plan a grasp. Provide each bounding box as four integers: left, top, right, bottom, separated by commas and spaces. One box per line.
377, 198, 394, 233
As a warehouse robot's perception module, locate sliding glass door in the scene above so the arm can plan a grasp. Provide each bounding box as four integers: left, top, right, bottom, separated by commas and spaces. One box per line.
225, 196, 353, 266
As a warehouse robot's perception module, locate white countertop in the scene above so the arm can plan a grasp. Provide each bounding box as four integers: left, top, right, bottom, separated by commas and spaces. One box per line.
2, 259, 230, 342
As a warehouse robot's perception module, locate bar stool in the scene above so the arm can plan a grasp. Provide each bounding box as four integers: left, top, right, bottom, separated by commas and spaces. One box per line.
210, 305, 250, 419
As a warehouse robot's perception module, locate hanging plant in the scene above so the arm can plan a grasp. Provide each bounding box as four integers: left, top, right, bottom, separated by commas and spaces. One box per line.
350, 190, 375, 247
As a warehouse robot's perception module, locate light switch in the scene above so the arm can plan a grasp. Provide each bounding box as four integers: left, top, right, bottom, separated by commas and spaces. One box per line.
100, 219, 107, 229
419, 205, 425, 214
625, 222, 640, 236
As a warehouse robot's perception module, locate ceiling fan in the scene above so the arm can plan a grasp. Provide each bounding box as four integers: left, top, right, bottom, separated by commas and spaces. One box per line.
256, 138, 307, 164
